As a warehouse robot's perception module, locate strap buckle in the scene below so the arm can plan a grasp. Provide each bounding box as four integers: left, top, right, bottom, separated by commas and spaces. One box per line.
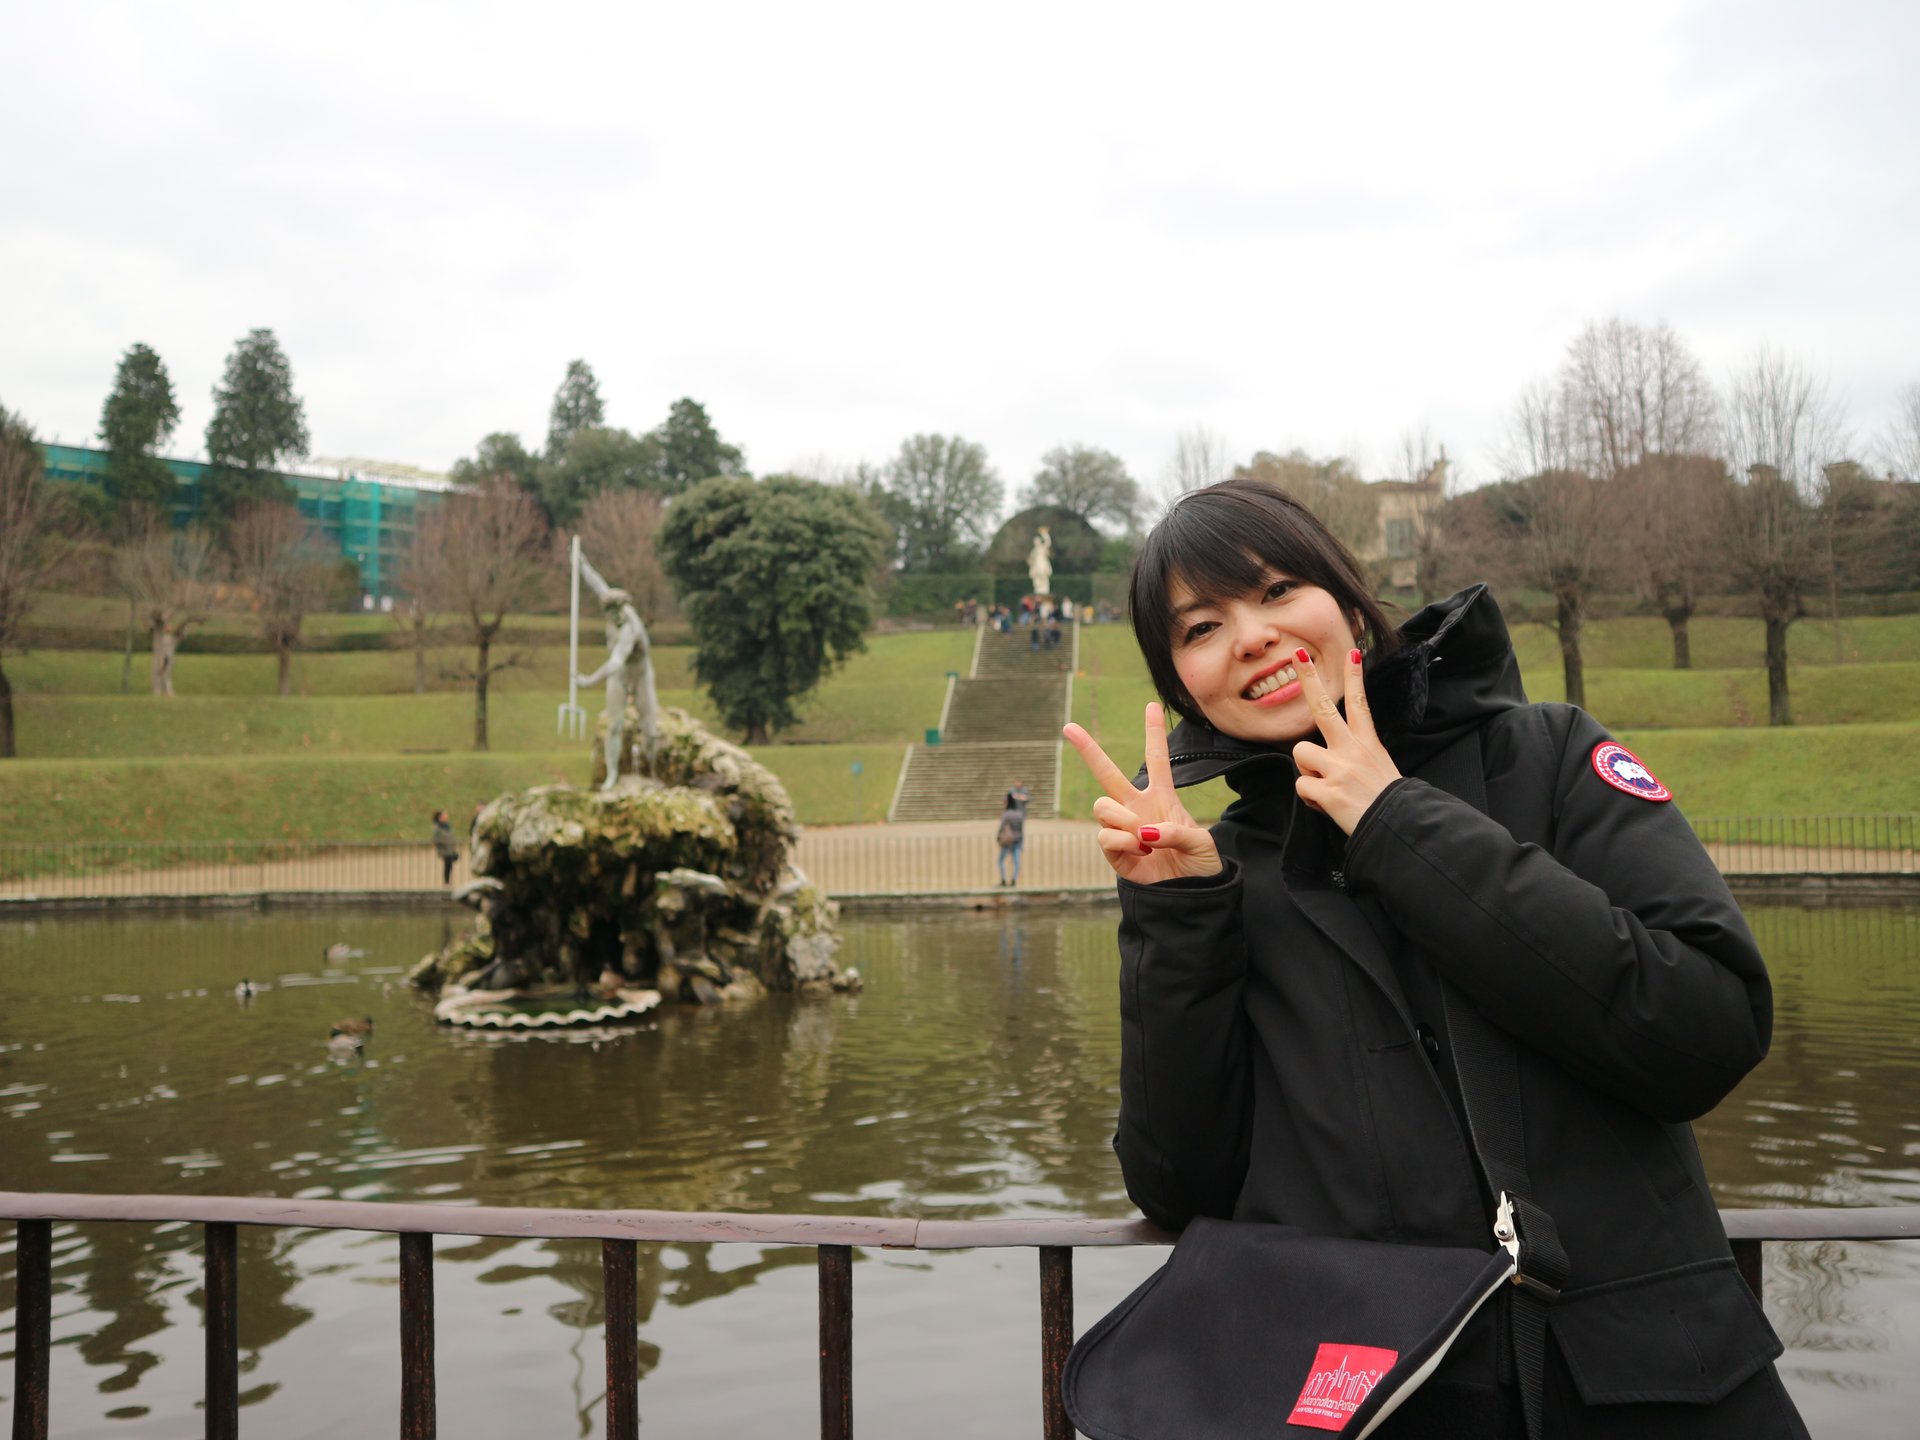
1494, 1192, 1563, 1300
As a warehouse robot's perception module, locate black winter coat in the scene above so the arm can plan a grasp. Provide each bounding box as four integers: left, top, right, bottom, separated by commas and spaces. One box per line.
1115, 587, 1806, 1437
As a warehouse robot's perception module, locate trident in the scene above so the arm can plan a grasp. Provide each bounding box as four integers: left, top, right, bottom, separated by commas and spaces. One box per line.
556, 534, 588, 739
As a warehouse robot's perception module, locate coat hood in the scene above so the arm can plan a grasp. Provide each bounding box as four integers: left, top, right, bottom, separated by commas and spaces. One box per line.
1150, 584, 1530, 789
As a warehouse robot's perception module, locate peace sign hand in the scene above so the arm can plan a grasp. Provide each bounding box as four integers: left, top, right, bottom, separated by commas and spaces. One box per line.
1289, 647, 1402, 835
1063, 703, 1223, 883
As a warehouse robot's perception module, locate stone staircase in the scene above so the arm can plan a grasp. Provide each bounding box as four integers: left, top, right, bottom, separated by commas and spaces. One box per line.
889, 624, 1074, 822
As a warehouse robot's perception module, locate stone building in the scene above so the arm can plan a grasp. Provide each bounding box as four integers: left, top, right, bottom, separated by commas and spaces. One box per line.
1358, 457, 1449, 590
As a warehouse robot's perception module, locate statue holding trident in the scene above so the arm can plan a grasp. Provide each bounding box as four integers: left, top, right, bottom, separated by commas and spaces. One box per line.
557, 536, 660, 789
1027, 525, 1053, 596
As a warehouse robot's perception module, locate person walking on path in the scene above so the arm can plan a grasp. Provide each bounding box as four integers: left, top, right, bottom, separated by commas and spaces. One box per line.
996, 788, 1028, 886
431, 810, 459, 885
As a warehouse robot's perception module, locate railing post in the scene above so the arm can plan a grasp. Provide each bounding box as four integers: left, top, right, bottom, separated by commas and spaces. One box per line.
1732, 1237, 1762, 1304
818, 1244, 852, 1440
602, 1239, 639, 1440
12, 1218, 51, 1440
400, 1231, 436, 1439
204, 1221, 239, 1440
1039, 1246, 1073, 1440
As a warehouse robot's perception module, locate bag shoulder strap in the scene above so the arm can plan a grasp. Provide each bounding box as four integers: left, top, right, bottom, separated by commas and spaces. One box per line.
1422, 731, 1571, 1439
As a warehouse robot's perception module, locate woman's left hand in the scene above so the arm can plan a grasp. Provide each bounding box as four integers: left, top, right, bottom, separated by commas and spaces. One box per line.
1291, 647, 1402, 835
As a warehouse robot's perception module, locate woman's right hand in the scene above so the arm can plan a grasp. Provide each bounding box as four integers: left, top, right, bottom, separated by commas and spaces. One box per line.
1063, 703, 1222, 883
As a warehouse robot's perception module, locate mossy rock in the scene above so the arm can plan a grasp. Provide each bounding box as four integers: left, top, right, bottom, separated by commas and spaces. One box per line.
420, 705, 843, 1002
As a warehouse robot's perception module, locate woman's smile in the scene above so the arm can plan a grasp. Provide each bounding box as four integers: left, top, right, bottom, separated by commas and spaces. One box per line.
1240, 659, 1300, 705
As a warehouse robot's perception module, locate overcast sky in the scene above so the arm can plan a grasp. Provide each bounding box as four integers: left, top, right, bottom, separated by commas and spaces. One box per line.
4, 0, 1915, 509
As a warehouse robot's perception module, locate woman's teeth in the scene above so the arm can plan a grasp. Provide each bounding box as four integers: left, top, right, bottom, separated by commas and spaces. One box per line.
1243, 665, 1297, 700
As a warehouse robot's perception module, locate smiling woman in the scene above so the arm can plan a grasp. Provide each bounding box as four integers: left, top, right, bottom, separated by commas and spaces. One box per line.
1061, 476, 1811, 1438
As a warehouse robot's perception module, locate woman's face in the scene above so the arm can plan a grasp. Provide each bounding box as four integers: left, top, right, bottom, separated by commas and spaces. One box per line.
1169, 571, 1359, 745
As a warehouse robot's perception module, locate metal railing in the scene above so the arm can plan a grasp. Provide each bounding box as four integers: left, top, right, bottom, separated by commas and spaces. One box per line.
4, 1192, 1915, 1440
0, 815, 1913, 905
1690, 814, 1918, 875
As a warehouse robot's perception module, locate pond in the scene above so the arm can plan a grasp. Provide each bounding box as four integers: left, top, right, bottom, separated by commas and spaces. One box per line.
1, 902, 1916, 1437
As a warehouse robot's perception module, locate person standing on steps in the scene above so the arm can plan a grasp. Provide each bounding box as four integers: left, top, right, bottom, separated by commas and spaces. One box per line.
996, 786, 1028, 886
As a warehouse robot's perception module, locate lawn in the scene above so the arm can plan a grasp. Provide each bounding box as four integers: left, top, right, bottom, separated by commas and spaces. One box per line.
3, 608, 1914, 842
1072, 626, 1920, 736
1066, 621, 1920, 824
1058, 720, 1920, 828
0, 742, 907, 847
7, 626, 974, 705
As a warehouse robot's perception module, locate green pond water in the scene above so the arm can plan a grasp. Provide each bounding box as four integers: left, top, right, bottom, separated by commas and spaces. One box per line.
1, 902, 1916, 1437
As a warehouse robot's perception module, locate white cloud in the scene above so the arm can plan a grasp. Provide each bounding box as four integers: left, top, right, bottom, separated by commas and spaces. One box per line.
3, 0, 1914, 502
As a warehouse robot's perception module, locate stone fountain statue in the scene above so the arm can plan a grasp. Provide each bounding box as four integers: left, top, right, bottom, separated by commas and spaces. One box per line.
412, 541, 854, 1028
575, 556, 660, 789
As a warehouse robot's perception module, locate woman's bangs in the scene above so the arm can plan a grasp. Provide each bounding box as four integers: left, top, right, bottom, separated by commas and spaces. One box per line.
1164, 545, 1268, 621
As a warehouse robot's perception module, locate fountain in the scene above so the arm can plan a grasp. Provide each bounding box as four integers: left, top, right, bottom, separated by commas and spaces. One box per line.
411, 543, 854, 1027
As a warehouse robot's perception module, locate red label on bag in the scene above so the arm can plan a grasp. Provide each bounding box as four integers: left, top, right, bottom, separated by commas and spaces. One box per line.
1286, 1343, 1400, 1431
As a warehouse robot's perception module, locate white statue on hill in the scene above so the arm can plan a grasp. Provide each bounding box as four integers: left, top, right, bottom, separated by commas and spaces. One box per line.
1027, 525, 1053, 596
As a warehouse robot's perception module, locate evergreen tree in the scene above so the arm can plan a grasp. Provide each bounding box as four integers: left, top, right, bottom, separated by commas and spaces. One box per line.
654, 397, 745, 493
658, 475, 887, 744
546, 360, 606, 458
98, 343, 181, 513
204, 328, 308, 524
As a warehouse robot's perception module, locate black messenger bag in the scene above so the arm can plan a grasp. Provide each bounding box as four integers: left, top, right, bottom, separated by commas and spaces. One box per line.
1063, 984, 1570, 1440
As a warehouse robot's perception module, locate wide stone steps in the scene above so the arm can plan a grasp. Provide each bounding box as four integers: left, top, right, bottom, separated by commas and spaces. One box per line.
975, 628, 1074, 678
891, 741, 1059, 822
888, 622, 1077, 822
942, 676, 1066, 744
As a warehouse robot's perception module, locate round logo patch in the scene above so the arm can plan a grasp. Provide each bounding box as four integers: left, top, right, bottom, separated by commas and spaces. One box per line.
1591, 742, 1671, 802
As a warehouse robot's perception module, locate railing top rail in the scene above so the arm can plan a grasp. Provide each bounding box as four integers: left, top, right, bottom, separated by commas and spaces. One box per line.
0, 1192, 1172, 1248
2, 1192, 1914, 1247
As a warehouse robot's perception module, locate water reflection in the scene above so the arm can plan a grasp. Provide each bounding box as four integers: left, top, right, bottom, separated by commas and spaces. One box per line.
0, 902, 1914, 1436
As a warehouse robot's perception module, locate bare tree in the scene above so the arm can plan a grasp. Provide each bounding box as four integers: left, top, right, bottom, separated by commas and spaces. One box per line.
227, 502, 336, 696
0, 407, 68, 756
1393, 426, 1456, 604
1563, 319, 1719, 478
111, 511, 218, 697
1720, 347, 1850, 725
1516, 469, 1609, 709
572, 487, 678, 625
1881, 380, 1920, 483
1614, 454, 1729, 668
1232, 450, 1379, 561
1502, 376, 1581, 477
1158, 423, 1231, 513
408, 482, 551, 749
1493, 382, 1614, 707
1517, 321, 1725, 670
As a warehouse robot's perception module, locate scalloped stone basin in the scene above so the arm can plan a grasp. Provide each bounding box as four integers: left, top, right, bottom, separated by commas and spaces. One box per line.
433, 985, 662, 1029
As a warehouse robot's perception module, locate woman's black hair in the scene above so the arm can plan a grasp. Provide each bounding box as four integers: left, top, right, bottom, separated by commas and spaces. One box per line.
1128, 476, 1402, 728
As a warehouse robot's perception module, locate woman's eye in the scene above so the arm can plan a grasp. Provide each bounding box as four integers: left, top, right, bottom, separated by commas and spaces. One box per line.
1265, 580, 1295, 601
1179, 620, 1217, 645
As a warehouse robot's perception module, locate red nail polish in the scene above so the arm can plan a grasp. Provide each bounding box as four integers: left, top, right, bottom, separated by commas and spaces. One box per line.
1349, 648, 1363, 665
1295, 648, 1310, 664
1139, 825, 1161, 843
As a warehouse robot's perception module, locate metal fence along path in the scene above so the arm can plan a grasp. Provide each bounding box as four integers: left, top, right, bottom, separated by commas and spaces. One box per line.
0, 815, 1913, 905
4, 1191, 1915, 1440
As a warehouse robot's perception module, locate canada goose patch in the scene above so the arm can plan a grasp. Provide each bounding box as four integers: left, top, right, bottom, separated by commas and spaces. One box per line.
1591, 741, 1671, 802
